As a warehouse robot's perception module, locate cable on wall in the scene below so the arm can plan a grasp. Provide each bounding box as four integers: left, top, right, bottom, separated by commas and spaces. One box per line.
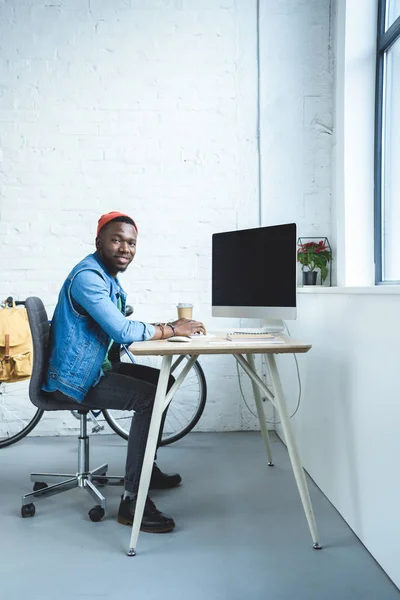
237, 321, 302, 424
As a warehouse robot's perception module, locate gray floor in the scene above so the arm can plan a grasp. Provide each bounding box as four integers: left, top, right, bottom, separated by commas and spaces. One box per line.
1, 432, 399, 600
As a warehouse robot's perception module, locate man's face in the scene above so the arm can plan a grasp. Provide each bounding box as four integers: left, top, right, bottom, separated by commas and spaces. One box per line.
96, 221, 137, 277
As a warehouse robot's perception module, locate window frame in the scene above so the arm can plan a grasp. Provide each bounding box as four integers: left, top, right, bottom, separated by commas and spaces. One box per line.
374, 1, 400, 284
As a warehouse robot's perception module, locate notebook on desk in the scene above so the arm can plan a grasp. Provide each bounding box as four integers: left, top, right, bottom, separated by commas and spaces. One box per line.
226, 332, 285, 344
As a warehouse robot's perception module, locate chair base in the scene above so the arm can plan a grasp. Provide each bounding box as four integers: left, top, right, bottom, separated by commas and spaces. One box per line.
21, 412, 124, 520
22, 463, 123, 513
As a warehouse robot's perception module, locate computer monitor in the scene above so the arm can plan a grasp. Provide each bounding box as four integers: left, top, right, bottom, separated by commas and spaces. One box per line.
212, 223, 297, 320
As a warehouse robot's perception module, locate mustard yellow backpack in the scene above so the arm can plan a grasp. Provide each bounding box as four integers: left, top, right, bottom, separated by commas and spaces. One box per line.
0, 298, 33, 383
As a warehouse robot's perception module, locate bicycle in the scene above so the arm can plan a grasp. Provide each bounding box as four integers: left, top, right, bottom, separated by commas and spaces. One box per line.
103, 351, 207, 446
0, 298, 207, 449
0, 299, 44, 448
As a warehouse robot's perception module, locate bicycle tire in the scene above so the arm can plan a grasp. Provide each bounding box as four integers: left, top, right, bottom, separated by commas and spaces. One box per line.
102, 355, 207, 446
161, 359, 207, 445
0, 400, 44, 449
0, 298, 45, 448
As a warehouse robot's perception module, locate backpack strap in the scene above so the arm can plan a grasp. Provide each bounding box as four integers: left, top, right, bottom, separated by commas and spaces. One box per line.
4, 334, 10, 362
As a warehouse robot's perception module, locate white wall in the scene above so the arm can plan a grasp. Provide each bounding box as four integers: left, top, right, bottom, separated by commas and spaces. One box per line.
0, 0, 332, 435
259, 0, 333, 241
276, 289, 400, 590
333, 0, 377, 286
271, 0, 400, 588
0, 0, 259, 434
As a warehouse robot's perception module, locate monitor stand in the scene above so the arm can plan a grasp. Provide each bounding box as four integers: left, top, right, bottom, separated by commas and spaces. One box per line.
236, 319, 285, 334
261, 319, 285, 333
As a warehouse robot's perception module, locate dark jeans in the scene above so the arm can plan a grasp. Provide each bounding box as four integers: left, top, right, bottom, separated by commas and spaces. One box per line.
52, 362, 174, 494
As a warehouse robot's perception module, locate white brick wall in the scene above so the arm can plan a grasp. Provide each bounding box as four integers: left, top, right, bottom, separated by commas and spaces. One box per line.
0, 0, 332, 436
259, 0, 333, 238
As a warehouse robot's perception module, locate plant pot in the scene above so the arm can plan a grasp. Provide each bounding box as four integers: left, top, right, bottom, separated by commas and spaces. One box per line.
302, 271, 318, 285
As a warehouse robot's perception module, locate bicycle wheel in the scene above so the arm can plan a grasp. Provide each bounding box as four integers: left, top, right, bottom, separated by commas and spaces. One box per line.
103, 354, 207, 446
0, 380, 44, 448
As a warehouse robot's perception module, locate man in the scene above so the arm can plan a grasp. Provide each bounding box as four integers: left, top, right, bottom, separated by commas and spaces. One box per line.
43, 211, 206, 533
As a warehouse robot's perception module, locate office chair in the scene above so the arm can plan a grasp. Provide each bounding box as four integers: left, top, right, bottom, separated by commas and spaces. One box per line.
21, 297, 123, 521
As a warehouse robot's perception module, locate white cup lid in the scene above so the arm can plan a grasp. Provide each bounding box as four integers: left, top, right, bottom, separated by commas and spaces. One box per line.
177, 303, 193, 308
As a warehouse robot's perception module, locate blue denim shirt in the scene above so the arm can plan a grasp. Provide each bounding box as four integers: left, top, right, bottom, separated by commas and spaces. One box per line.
42, 252, 155, 402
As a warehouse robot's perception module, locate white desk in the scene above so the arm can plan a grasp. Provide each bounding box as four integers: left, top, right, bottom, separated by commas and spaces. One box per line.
126, 335, 321, 556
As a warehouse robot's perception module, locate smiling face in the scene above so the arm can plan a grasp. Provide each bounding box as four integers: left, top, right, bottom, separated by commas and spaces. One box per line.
95, 221, 137, 277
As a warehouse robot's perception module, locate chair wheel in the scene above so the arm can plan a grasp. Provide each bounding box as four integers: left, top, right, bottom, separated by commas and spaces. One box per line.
88, 505, 105, 522
21, 503, 36, 518
33, 482, 48, 492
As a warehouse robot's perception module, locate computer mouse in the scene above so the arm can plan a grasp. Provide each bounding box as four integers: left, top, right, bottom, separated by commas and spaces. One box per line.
167, 336, 191, 343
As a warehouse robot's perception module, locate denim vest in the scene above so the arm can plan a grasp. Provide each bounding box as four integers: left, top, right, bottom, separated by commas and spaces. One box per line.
42, 253, 127, 402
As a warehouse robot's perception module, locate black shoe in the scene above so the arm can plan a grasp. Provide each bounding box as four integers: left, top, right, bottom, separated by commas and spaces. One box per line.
117, 464, 181, 489
149, 463, 182, 490
117, 495, 175, 533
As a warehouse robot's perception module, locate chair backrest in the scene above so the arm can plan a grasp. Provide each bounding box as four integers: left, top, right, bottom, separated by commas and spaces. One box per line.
25, 296, 79, 411
25, 297, 52, 409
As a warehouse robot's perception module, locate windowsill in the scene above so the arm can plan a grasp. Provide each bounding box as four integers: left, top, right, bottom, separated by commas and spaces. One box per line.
297, 285, 400, 295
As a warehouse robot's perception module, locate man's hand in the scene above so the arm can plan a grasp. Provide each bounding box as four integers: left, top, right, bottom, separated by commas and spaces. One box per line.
170, 318, 206, 337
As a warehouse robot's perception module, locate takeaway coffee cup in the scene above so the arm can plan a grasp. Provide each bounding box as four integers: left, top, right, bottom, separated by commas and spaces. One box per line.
177, 303, 193, 320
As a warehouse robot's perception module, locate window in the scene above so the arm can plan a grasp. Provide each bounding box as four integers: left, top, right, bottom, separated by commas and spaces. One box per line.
386, 0, 400, 28
375, 1, 400, 283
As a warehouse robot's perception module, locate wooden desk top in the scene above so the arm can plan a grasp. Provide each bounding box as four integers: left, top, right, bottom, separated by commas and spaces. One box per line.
128, 335, 312, 356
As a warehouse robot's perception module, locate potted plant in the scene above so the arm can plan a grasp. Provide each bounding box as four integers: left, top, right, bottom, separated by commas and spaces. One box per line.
297, 240, 332, 285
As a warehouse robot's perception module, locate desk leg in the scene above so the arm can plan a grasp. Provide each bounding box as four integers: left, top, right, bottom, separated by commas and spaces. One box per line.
265, 354, 322, 549
246, 353, 274, 466
127, 354, 173, 557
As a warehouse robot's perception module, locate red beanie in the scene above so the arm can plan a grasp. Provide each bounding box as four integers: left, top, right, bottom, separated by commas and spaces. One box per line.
96, 212, 138, 236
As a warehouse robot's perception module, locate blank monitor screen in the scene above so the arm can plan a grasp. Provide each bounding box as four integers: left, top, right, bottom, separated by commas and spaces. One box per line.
212, 223, 297, 320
